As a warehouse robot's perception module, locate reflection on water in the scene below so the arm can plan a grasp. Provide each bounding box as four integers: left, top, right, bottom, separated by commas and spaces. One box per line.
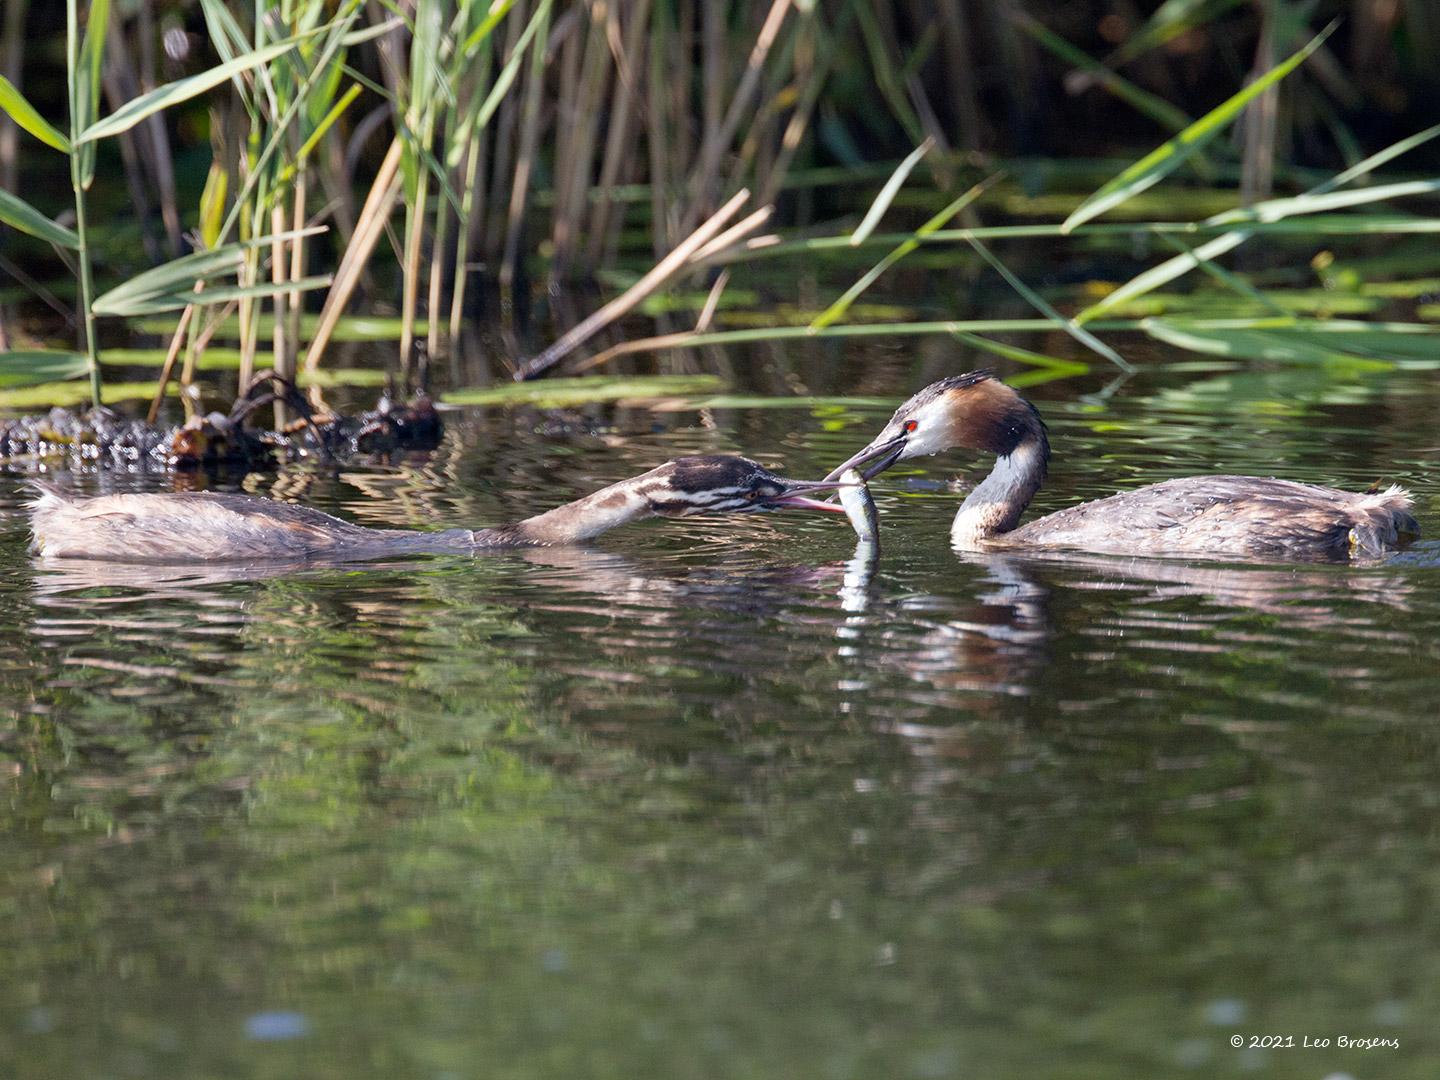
4, 361, 1440, 1078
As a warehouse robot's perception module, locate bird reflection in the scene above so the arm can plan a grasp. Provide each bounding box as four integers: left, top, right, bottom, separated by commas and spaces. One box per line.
838, 540, 879, 615
26, 536, 1422, 721
997, 547, 1420, 617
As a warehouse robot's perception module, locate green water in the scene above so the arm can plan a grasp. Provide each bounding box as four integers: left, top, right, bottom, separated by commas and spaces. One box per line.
3, 347, 1439, 1078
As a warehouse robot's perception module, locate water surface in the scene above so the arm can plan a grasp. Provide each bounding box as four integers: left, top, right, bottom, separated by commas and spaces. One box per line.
3, 348, 1439, 1078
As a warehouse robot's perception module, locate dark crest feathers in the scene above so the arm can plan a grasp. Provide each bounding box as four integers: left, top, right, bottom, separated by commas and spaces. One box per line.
895, 369, 996, 416
662, 455, 767, 492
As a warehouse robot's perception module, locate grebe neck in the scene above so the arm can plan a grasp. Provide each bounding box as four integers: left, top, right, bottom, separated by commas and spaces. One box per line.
476, 472, 659, 546
950, 430, 1050, 549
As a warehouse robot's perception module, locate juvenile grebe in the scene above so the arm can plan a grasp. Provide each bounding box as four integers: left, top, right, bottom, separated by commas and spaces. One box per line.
29, 455, 846, 564
826, 372, 1420, 561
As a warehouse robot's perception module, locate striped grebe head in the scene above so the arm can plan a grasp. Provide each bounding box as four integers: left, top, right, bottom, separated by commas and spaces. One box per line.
640, 456, 845, 517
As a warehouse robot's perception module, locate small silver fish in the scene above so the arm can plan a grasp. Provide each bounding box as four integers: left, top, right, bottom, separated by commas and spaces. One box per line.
838, 468, 878, 546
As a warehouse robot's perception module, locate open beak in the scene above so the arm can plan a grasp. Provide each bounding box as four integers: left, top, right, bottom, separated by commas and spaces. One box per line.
821, 432, 909, 483
763, 477, 851, 513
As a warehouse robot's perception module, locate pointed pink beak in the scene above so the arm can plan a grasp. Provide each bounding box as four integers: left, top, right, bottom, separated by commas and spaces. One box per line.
764, 478, 851, 513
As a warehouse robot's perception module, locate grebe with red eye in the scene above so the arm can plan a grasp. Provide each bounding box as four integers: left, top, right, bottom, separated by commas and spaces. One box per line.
827, 371, 1419, 561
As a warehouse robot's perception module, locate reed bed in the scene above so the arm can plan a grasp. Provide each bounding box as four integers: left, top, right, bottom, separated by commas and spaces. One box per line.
0, 1, 1435, 408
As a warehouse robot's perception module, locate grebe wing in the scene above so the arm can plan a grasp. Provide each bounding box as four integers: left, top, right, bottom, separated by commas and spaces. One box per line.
1005, 476, 1417, 560
30, 488, 376, 562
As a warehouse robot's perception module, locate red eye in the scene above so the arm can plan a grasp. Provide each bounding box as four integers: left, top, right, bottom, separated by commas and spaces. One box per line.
903, 420, 918, 433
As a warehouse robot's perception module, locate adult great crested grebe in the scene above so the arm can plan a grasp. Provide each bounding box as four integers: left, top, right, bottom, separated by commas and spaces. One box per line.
29, 455, 846, 564
826, 371, 1420, 561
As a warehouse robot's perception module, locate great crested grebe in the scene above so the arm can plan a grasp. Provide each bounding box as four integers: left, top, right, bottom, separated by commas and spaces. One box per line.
29, 455, 846, 564
826, 371, 1420, 561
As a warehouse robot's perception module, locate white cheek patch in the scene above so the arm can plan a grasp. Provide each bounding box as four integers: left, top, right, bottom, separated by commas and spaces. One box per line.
904, 426, 947, 459
901, 399, 962, 458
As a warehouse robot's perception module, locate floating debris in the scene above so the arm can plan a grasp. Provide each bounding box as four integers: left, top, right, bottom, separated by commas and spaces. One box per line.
1, 384, 442, 473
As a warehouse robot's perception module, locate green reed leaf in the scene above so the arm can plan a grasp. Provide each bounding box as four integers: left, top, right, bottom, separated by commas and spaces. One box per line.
0, 351, 90, 387
443, 374, 726, 408
92, 228, 326, 314
1061, 20, 1335, 233
850, 137, 933, 246
0, 75, 70, 153
77, 37, 304, 144
0, 188, 81, 248
811, 173, 999, 330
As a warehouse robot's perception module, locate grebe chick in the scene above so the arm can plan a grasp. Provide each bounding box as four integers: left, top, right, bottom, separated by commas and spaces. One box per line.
826, 372, 1419, 561
30, 455, 846, 564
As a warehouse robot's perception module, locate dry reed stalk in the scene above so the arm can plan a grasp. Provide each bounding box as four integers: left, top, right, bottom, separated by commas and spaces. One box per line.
449, 129, 487, 339
598, 139, 642, 268
238, 244, 259, 388
757, 11, 832, 205
134, 0, 180, 254
980, 0, 1034, 148
703, 0, 725, 157
500, 0, 553, 289
747, 106, 777, 205
287, 170, 306, 380
571, 261, 730, 376
146, 286, 199, 424
681, 0, 793, 233
689, 205, 773, 263
303, 135, 404, 373
450, 34, 496, 341
270, 202, 290, 425
0, 0, 21, 350
686, 232, 781, 270
573, 328, 701, 372
429, 81, 464, 362
99, 27, 160, 262
694, 268, 729, 333
1242, 12, 1280, 206
906, 71, 954, 187
549, 15, 583, 254
646, 0, 673, 256
515, 188, 756, 379
585, 0, 651, 272
427, 193, 451, 360
675, 0, 694, 181
546, 6, 584, 277
483, 0, 527, 260
727, 9, 804, 205
366, 0, 405, 98
0, 0, 26, 194
852, 0, 925, 146
935, 0, 983, 149
550, 2, 613, 282
319, 123, 358, 252
399, 174, 429, 375
177, 297, 238, 422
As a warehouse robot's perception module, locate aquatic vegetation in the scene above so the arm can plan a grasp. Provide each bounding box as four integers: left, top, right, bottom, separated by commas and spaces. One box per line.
0, 2, 1436, 410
